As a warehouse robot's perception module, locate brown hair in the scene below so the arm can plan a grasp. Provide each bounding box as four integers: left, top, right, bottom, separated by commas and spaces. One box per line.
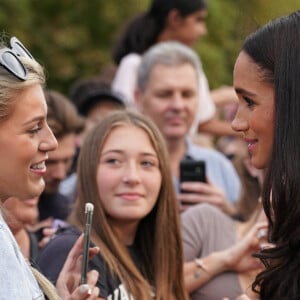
69, 109, 187, 300
45, 90, 85, 139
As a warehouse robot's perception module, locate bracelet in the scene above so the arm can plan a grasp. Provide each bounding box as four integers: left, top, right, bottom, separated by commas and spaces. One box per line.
193, 258, 209, 279
194, 258, 207, 271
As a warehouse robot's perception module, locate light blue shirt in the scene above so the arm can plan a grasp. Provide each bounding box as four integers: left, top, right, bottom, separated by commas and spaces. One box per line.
0, 213, 45, 300
174, 139, 241, 203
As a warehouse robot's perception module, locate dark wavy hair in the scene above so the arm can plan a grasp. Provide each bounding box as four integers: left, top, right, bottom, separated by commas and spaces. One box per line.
241, 10, 300, 300
112, 0, 207, 65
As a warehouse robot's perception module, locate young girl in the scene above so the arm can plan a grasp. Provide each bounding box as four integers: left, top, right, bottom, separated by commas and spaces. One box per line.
38, 110, 188, 300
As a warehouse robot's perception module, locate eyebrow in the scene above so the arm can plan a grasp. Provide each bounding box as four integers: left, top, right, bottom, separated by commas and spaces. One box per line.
101, 149, 158, 157
235, 88, 257, 97
23, 115, 45, 126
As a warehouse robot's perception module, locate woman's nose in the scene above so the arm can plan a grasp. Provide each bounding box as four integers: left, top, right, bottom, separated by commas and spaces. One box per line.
122, 164, 140, 185
231, 108, 248, 133
39, 124, 58, 152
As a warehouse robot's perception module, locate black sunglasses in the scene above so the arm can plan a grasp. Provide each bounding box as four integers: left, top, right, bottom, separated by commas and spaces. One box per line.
0, 36, 35, 81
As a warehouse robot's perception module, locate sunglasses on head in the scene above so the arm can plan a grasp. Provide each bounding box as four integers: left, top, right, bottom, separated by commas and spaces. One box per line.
0, 36, 35, 81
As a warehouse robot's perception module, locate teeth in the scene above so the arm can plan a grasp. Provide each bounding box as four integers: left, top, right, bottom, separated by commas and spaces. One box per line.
31, 162, 45, 170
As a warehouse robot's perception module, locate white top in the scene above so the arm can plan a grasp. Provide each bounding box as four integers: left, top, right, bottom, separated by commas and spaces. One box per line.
112, 53, 216, 134
0, 212, 45, 299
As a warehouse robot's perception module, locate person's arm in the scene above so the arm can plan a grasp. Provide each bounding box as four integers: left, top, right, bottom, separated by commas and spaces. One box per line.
198, 117, 241, 137
210, 85, 238, 107
184, 221, 267, 293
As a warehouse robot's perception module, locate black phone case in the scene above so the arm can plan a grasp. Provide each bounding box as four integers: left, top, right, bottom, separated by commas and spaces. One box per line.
180, 160, 206, 186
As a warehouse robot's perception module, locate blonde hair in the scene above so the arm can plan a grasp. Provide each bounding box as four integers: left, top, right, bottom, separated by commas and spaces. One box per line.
0, 54, 45, 122
0, 39, 55, 298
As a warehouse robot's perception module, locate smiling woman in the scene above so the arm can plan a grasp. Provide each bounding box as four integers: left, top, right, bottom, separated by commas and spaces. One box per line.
231, 10, 300, 300
37, 110, 188, 300
0, 84, 56, 200
232, 51, 275, 169
0, 35, 101, 299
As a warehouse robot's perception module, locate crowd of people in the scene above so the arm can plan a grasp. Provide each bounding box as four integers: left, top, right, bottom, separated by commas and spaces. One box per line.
0, 0, 299, 299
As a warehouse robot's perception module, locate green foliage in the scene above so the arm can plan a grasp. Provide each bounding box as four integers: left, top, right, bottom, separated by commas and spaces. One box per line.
0, 0, 298, 93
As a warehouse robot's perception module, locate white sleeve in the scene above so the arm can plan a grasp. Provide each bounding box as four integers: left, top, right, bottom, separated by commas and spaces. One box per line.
111, 53, 142, 106
189, 67, 216, 135
198, 71, 216, 123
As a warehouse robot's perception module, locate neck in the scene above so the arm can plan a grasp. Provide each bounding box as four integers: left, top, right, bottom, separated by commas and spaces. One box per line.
14, 228, 31, 260
166, 138, 186, 178
157, 27, 180, 44
110, 220, 140, 246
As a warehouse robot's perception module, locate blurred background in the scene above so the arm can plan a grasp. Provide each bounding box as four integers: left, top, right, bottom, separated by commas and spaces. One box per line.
0, 0, 298, 93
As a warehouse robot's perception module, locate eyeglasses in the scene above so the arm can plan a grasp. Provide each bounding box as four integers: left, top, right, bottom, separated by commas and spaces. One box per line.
0, 36, 35, 81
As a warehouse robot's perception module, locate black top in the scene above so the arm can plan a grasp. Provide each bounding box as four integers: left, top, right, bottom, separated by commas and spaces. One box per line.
36, 226, 142, 299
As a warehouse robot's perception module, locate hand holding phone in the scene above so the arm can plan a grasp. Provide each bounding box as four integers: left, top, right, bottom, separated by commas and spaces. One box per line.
80, 202, 94, 285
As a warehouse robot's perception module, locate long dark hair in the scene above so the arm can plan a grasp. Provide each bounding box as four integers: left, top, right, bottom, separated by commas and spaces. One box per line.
242, 10, 300, 300
112, 0, 207, 65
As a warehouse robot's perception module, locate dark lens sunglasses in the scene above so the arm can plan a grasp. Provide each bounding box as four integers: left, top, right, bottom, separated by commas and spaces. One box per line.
0, 36, 35, 81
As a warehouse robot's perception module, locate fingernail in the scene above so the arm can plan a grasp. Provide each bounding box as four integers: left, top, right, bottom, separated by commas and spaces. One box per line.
80, 284, 92, 295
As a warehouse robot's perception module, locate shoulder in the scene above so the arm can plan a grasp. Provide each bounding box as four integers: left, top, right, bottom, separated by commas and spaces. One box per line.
181, 203, 230, 227
37, 226, 80, 263
188, 142, 227, 160
118, 53, 141, 68
181, 204, 235, 243
188, 142, 236, 170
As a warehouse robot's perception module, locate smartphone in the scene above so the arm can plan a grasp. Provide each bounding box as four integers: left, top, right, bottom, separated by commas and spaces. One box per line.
80, 202, 94, 285
180, 160, 206, 194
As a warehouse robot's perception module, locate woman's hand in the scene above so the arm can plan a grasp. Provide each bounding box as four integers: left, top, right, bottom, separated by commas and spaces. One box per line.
223, 221, 268, 273
56, 234, 102, 299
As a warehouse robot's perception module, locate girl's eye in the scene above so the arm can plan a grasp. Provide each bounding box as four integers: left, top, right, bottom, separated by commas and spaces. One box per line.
105, 158, 120, 165
142, 161, 154, 167
243, 96, 255, 108
141, 160, 159, 168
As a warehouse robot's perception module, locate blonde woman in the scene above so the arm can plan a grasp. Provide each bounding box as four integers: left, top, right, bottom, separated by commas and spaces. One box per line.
0, 35, 99, 299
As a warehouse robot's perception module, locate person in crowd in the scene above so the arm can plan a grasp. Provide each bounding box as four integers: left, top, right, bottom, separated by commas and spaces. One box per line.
38, 89, 85, 222
37, 110, 188, 300
3, 197, 40, 261
182, 148, 265, 299
182, 203, 267, 300
59, 76, 127, 200
231, 10, 300, 300
0, 35, 99, 299
112, 0, 238, 138
68, 76, 126, 167
69, 76, 126, 124
134, 41, 240, 215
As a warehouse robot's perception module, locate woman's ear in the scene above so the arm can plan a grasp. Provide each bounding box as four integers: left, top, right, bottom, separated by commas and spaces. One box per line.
166, 9, 183, 30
